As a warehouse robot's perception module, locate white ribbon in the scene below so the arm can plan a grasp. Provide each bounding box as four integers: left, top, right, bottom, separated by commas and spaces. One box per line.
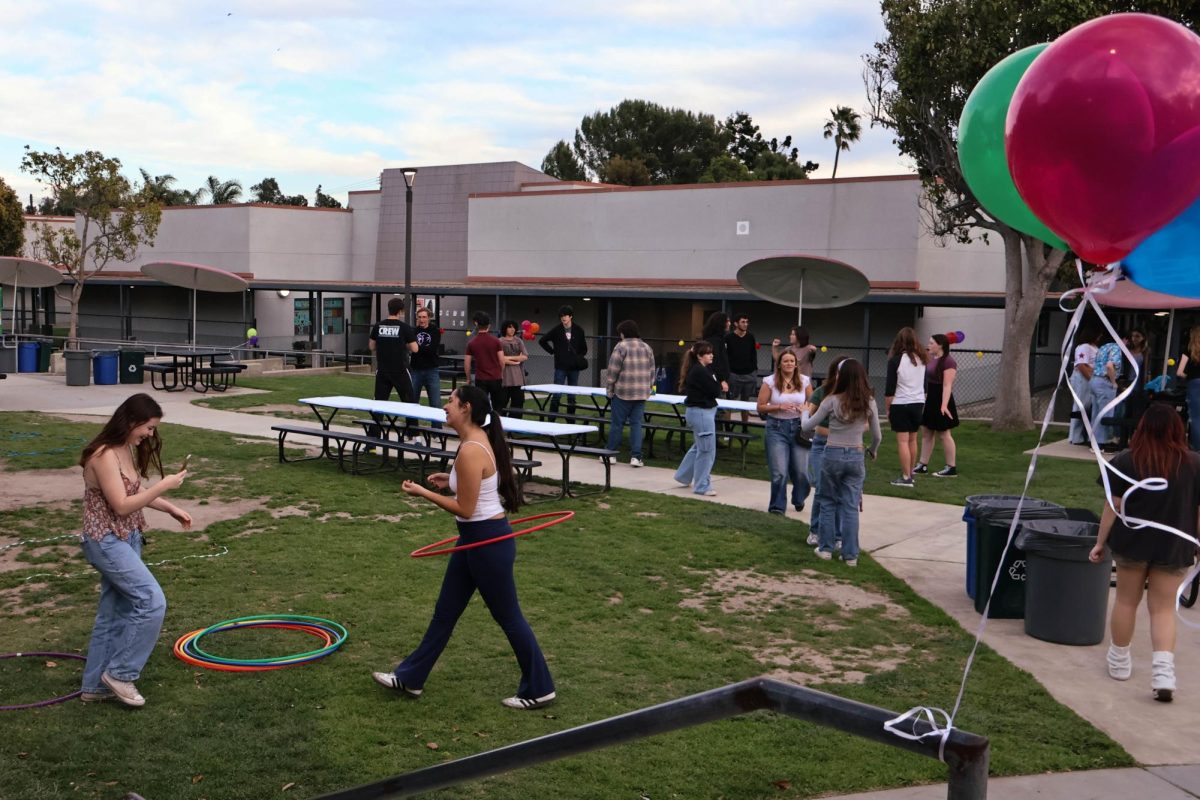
887, 260, 1200, 753
22, 545, 230, 583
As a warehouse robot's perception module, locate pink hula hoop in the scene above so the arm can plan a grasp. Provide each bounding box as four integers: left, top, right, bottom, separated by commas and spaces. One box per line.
411, 511, 575, 558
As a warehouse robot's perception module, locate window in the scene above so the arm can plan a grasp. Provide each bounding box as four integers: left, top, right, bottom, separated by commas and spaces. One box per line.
323, 297, 345, 335
293, 298, 312, 336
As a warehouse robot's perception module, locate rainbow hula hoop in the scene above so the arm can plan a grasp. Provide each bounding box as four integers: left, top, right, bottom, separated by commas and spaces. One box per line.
411, 510, 575, 558
173, 614, 348, 672
1, 651, 86, 710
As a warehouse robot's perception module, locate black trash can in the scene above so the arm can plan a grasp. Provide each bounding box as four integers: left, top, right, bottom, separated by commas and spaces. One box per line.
1017, 520, 1111, 645
967, 495, 1067, 618
119, 349, 146, 384
35, 338, 52, 372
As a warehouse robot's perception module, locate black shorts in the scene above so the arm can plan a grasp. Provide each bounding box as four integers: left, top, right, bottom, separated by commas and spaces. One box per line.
888, 402, 924, 433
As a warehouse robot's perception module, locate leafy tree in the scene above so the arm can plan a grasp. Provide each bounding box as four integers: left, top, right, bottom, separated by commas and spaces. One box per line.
823, 106, 862, 179
540, 140, 587, 181
138, 169, 197, 205
600, 155, 652, 185
716, 112, 819, 181
0, 177, 25, 257
863, 0, 1196, 430
572, 99, 727, 185
21, 147, 162, 348
314, 185, 343, 208
249, 177, 308, 206
196, 175, 243, 205
699, 154, 753, 184
37, 193, 77, 216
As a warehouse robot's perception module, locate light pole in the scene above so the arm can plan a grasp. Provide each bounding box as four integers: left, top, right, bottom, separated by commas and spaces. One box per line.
401, 168, 418, 317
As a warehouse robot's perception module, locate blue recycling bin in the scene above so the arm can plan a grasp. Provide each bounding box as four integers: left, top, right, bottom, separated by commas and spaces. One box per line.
92, 350, 119, 385
17, 342, 39, 373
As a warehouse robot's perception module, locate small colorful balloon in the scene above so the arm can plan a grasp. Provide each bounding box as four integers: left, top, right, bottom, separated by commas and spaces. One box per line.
976, 351, 984, 359
678, 340, 685, 347
530, 322, 541, 334
523, 331, 534, 340
249, 335, 258, 346
246, 327, 257, 338
521, 319, 531, 330
1169, 358, 1177, 367
956, 331, 966, 343
820, 345, 828, 353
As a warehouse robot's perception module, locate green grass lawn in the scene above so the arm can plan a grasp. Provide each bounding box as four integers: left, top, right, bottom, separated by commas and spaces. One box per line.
0, 405, 1129, 800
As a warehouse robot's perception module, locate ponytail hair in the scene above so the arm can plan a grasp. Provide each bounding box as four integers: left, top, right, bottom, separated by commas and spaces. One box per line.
453, 385, 522, 512
677, 340, 714, 391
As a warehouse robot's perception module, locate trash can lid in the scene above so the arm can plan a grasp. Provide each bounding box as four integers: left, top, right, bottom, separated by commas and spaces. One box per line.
968, 495, 1065, 522
1015, 520, 1099, 553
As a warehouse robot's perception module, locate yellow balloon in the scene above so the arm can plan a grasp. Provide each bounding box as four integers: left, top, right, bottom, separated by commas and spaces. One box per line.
820, 345, 828, 353
976, 351, 984, 359
466, 330, 472, 337
677, 339, 685, 347
246, 327, 257, 338
1168, 358, 1177, 366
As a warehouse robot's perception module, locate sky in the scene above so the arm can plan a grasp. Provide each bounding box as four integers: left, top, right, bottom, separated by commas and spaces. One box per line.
0, 0, 911, 208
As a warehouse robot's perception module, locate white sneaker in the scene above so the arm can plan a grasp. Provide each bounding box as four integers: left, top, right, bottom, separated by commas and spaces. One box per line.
1107, 644, 1132, 681
806, 532, 818, 546
844, 558, 858, 567
629, 458, 644, 468
813, 547, 832, 561
100, 672, 145, 707
502, 691, 556, 710
699, 489, 717, 497
372, 671, 422, 697
1151, 652, 1175, 702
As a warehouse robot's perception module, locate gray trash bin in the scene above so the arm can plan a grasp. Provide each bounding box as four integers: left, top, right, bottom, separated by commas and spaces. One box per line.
1016, 520, 1111, 645
65, 350, 91, 386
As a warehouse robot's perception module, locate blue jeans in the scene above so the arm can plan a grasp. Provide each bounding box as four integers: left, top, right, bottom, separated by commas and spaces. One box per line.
817, 447, 865, 561
1188, 380, 1200, 451
80, 531, 166, 692
607, 396, 646, 459
764, 417, 810, 513
807, 434, 829, 538
550, 369, 580, 414
675, 406, 717, 494
395, 518, 554, 700
410, 367, 442, 428
1068, 371, 1092, 444
1089, 376, 1118, 445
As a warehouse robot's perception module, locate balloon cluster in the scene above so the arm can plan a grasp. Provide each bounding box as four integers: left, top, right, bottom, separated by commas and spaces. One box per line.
246, 327, 258, 347
959, 13, 1200, 296
519, 320, 541, 341
944, 331, 966, 346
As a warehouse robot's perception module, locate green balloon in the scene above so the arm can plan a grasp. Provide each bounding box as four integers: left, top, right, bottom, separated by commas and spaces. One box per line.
959, 44, 1068, 249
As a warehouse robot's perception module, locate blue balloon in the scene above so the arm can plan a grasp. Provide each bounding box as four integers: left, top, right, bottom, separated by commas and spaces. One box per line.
1123, 197, 1200, 299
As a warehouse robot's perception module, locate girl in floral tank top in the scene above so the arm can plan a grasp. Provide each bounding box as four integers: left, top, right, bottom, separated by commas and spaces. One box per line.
77, 393, 191, 707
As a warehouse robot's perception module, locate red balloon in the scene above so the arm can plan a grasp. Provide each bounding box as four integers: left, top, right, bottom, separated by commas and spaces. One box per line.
1007, 14, 1200, 263
523, 331, 535, 340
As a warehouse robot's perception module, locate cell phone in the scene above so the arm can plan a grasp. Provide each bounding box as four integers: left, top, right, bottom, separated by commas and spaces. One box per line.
181, 454, 192, 471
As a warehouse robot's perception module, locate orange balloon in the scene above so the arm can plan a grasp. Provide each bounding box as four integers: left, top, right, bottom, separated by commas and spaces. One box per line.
530, 322, 541, 334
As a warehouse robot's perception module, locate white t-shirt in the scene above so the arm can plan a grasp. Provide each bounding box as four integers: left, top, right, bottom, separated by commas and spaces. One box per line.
893, 355, 926, 405
763, 373, 810, 419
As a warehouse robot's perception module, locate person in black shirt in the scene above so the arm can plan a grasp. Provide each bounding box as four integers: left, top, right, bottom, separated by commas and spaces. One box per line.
701, 312, 731, 393
725, 312, 759, 424
368, 297, 418, 437
673, 340, 721, 497
410, 306, 443, 428
538, 305, 588, 416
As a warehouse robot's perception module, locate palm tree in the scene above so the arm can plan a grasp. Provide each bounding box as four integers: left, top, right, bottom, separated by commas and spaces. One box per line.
822, 106, 862, 179
138, 169, 195, 205
195, 175, 244, 205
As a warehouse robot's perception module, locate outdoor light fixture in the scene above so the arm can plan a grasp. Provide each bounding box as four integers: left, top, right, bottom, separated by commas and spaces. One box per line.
401, 167, 419, 315
278, 289, 291, 298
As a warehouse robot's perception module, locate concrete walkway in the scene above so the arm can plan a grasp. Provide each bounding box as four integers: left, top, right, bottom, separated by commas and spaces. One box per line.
2, 373, 1196, 798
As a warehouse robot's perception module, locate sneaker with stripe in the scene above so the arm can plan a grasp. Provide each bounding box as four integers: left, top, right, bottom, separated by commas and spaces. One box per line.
501, 691, 556, 710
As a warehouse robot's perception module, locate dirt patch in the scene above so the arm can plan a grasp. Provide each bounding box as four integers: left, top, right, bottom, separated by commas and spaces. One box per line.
754, 639, 915, 686
677, 568, 910, 622
0, 465, 86, 511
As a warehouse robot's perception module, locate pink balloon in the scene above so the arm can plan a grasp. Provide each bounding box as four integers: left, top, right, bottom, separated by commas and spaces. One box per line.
1006, 14, 1200, 264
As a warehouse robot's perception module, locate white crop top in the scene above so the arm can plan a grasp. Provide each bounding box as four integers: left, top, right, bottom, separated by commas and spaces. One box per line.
448, 440, 506, 522
763, 373, 810, 419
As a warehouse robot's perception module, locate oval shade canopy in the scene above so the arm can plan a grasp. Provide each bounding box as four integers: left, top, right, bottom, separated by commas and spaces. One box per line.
0, 257, 62, 338
736, 255, 870, 324
142, 261, 250, 346
1094, 277, 1200, 310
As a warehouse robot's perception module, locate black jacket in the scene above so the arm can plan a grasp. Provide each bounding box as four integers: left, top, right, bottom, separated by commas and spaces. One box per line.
539, 322, 588, 371
683, 363, 721, 408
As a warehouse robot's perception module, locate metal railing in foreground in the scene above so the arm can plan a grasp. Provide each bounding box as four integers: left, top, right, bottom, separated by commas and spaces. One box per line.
315, 676, 989, 800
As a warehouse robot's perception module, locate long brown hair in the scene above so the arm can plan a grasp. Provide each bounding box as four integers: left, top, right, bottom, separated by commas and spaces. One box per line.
677, 340, 713, 391
821, 355, 850, 396
771, 350, 803, 394
931, 333, 952, 381
1188, 327, 1200, 363
453, 385, 522, 512
889, 327, 927, 366
1129, 403, 1191, 481
830, 358, 873, 422
80, 393, 164, 479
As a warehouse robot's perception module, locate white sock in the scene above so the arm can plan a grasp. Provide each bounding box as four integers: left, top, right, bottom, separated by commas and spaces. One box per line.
1152, 650, 1174, 665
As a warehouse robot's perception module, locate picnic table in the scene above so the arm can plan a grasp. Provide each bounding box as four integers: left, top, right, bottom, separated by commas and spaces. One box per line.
145, 349, 245, 393
284, 395, 614, 499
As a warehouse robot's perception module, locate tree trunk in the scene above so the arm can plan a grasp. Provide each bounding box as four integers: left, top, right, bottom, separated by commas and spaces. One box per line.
66, 282, 83, 350
991, 230, 1065, 431
831, 147, 841, 179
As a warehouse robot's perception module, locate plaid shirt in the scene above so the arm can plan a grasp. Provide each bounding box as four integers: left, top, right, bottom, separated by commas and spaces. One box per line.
606, 337, 656, 400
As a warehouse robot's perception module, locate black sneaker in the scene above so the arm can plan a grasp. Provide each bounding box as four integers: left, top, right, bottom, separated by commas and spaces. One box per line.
890, 476, 915, 487
933, 466, 958, 478
912, 463, 928, 474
